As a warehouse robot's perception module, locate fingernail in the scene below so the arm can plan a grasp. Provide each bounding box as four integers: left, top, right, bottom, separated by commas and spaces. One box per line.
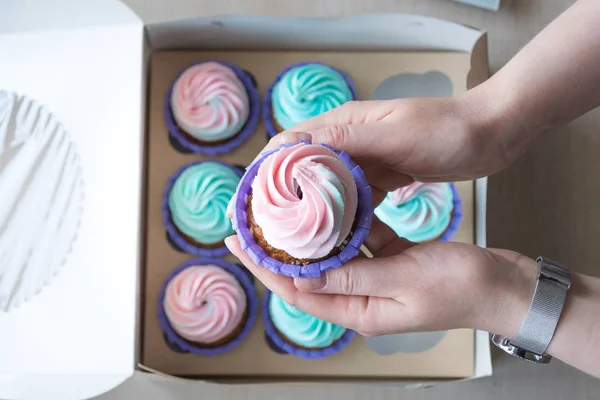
282, 131, 312, 144
294, 274, 327, 291
224, 236, 234, 248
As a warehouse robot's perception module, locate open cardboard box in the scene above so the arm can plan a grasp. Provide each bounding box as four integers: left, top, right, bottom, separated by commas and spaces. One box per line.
0, 1, 491, 399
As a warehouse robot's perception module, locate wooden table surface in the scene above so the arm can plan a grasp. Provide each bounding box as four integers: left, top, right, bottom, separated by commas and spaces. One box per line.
102, 0, 600, 398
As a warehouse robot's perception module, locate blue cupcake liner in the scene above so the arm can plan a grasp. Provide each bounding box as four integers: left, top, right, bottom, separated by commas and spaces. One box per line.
158, 258, 258, 356
263, 62, 358, 139
165, 60, 260, 155
162, 160, 243, 257
230, 141, 373, 278
262, 289, 355, 359
437, 182, 462, 242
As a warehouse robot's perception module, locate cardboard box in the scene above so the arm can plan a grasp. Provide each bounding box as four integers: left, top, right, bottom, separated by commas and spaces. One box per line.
0, 1, 491, 399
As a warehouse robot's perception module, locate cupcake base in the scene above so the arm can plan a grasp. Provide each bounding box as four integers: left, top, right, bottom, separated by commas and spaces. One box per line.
230, 141, 372, 278
245, 192, 352, 266
263, 62, 358, 138
158, 258, 258, 356
165, 61, 260, 155
262, 290, 355, 359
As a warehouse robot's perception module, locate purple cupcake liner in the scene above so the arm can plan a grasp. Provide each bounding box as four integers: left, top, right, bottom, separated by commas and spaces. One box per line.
158, 258, 258, 356
165, 60, 260, 155
263, 62, 358, 139
262, 290, 355, 359
437, 182, 463, 242
231, 141, 373, 278
162, 160, 244, 257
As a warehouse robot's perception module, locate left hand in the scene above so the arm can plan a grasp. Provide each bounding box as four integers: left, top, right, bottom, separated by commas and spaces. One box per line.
225, 218, 538, 337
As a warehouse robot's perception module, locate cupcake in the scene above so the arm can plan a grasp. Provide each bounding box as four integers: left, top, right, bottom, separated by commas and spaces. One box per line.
264, 62, 357, 138
375, 182, 462, 243
263, 290, 354, 359
163, 160, 242, 256
229, 141, 372, 278
158, 258, 258, 355
165, 61, 260, 155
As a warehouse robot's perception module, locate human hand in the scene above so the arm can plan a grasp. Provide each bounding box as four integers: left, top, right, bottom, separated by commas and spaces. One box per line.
225, 227, 538, 336
260, 96, 511, 204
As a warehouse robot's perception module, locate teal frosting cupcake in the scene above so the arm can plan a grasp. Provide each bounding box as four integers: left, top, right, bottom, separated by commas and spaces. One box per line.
269, 292, 346, 348
375, 182, 461, 243
265, 62, 356, 136
163, 161, 242, 255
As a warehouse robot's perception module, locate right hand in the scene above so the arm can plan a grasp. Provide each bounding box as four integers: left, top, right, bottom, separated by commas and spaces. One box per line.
263, 95, 510, 203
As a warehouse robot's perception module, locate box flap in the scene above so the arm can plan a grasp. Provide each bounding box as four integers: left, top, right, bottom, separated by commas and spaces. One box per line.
1, 0, 141, 34
146, 14, 483, 52
0, 1, 144, 400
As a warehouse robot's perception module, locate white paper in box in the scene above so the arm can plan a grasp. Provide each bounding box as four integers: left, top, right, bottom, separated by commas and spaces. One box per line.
0, 1, 491, 399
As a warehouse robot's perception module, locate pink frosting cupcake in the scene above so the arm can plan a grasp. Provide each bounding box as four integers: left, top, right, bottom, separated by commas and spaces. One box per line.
165, 61, 260, 155
230, 141, 372, 278
158, 258, 257, 355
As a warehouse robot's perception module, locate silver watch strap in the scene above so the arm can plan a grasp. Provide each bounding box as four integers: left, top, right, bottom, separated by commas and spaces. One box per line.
510, 257, 571, 355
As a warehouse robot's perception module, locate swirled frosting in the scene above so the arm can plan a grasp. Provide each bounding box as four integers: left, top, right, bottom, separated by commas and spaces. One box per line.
269, 293, 345, 348
164, 265, 247, 344
169, 162, 240, 245
272, 63, 353, 130
375, 182, 454, 242
251, 143, 358, 259
171, 62, 250, 142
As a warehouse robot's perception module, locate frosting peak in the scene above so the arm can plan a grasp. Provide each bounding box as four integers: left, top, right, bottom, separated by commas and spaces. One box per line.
171, 62, 249, 142
375, 182, 454, 242
164, 265, 247, 344
168, 162, 240, 245
251, 143, 358, 259
272, 63, 354, 130
269, 293, 346, 348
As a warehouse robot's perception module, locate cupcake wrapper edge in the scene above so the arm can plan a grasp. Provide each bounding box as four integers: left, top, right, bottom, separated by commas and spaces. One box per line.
262, 290, 355, 359
158, 258, 258, 356
438, 182, 463, 242
162, 160, 243, 257
230, 143, 372, 278
263, 62, 358, 138
165, 60, 260, 155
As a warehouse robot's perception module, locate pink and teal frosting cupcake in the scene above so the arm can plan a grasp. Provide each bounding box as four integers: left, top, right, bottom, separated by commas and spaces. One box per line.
166, 61, 260, 155
264, 62, 357, 138
229, 141, 372, 278
263, 290, 354, 359
158, 258, 258, 355
375, 182, 462, 242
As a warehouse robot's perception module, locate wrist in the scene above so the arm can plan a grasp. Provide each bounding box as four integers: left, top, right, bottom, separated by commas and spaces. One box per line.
458, 80, 536, 172
478, 252, 539, 338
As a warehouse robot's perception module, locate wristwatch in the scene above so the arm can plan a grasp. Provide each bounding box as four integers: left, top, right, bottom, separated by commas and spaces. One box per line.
490, 256, 571, 364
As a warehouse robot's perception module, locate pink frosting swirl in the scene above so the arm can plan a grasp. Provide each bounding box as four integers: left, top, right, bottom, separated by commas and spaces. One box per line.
170, 62, 249, 142
251, 143, 358, 259
163, 265, 246, 344
390, 182, 449, 205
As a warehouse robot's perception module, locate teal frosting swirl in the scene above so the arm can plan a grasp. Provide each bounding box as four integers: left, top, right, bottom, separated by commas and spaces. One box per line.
168, 162, 240, 245
272, 63, 354, 130
374, 183, 454, 243
269, 292, 346, 348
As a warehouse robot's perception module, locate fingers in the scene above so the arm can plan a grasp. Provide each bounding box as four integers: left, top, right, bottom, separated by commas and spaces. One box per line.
364, 215, 400, 254
360, 163, 414, 192
225, 235, 399, 332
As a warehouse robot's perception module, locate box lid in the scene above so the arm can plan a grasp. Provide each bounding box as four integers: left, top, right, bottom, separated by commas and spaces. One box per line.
0, 1, 144, 400
0, 1, 490, 399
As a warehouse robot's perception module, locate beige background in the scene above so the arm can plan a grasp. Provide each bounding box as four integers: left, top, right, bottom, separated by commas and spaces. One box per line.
101, 0, 600, 398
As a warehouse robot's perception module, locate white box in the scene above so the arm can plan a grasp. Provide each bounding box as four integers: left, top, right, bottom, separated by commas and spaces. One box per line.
0, 1, 491, 399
